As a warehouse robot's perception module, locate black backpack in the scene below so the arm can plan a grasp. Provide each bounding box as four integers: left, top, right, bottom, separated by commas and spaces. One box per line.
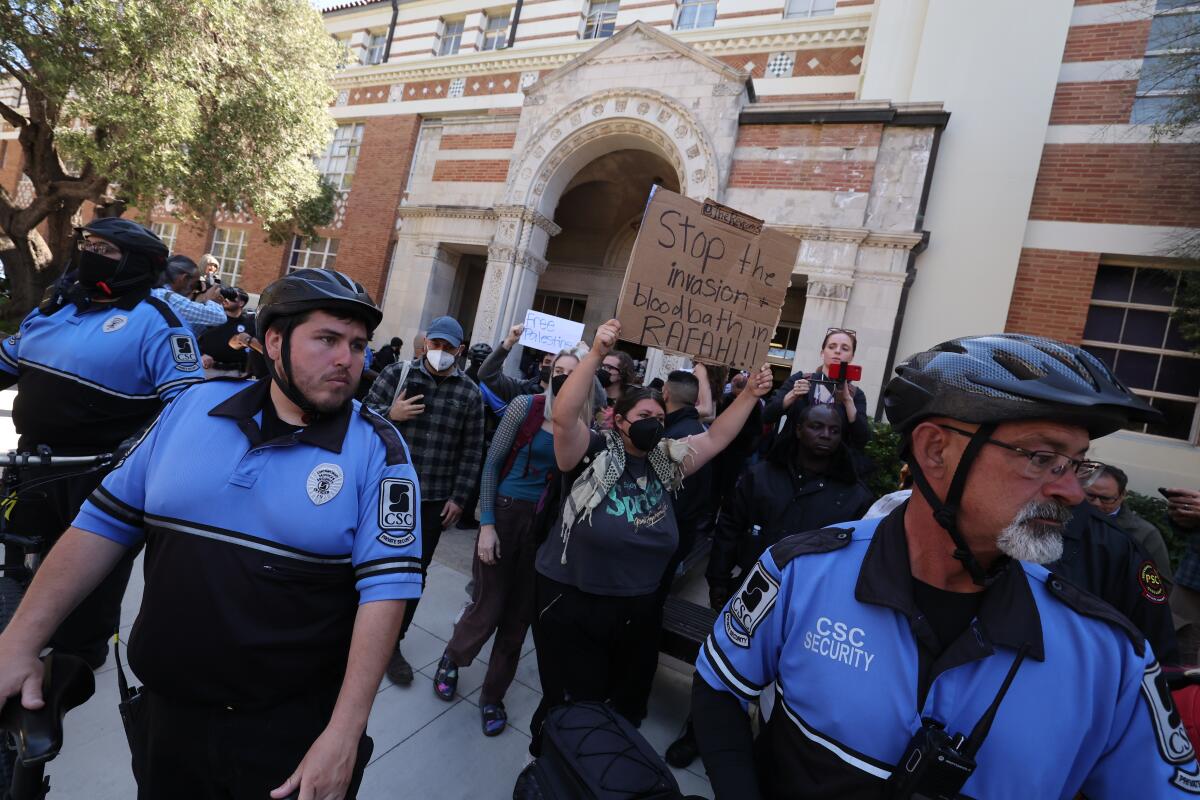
514, 702, 696, 800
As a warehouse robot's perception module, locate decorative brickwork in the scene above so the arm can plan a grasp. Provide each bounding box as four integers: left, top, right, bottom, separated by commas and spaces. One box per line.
735, 123, 883, 148
716, 46, 864, 79
1061, 20, 1151, 63
439, 132, 518, 150
1048, 80, 1137, 125
728, 158, 875, 191
1005, 248, 1100, 344
431, 158, 511, 182
1029, 144, 1200, 227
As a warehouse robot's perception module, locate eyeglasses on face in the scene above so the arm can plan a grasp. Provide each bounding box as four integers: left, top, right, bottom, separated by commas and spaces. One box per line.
938, 424, 1104, 488
1086, 491, 1121, 504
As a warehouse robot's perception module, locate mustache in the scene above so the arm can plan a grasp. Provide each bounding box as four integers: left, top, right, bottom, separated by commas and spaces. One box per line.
1013, 500, 1073, 527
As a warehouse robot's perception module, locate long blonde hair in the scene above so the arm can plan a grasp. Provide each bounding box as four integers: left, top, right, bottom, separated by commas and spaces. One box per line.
544, 344, 593, 425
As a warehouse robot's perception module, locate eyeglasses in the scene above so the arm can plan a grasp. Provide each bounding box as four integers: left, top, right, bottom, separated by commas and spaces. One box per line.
600, 364, 622, 375
1086, 491, 1121, 504
938, 424, 1104, 488
826, 327, 857, 337
79, 239, 121, 258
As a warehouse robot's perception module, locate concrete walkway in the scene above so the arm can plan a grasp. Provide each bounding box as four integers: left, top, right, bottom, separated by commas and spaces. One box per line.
0, 391, 715, 798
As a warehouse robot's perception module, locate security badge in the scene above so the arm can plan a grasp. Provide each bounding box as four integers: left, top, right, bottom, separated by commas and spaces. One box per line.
306, 463, 344, 506
1139, 561, 1168, 605
724, 561, 779, 648
377, 477, 417, 547
102, 315, 128, 333
1141, 661, 1200, 793
169, 334, 199, 372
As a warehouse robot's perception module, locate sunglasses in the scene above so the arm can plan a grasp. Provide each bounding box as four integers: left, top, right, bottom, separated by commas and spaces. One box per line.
825, 327, 857, 338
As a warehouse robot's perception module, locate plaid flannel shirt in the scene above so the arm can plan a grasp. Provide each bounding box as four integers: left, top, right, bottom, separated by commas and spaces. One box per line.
365, 358, 485, 506
150, 287, 226, 333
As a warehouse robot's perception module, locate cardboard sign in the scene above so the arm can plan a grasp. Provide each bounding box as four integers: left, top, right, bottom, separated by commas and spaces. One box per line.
615, 188, 800, 370
520, 310, 585, 354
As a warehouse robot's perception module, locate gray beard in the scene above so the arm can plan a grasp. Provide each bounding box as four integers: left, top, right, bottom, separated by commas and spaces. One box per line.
995, 500, 1072, 564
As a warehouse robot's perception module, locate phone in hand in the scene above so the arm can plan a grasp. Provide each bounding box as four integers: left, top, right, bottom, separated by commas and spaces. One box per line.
827, 362, 862, 382
1160, 487, 1180, 500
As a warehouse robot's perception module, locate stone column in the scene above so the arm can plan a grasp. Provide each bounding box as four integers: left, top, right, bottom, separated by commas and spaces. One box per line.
381, 239, 458, 348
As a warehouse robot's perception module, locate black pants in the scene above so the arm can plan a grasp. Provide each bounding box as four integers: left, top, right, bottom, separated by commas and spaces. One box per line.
529, 574, 659, 756
399, 499, 446, 640
5, 463, 138, 664
130, 688, 370, 799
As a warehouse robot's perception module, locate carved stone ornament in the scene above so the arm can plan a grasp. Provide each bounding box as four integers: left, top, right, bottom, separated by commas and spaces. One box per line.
686, 144, 700, 159
592, 103, 605, 117
335, 89, 349, 107
807, 280, 853, 301
712, 81, 743, 97
615, 98, 628, 112
570, 113, 582, 126
637, 101, 650, 115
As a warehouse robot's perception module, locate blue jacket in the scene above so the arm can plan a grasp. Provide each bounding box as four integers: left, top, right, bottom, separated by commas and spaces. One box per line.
696, 510, 1200, 799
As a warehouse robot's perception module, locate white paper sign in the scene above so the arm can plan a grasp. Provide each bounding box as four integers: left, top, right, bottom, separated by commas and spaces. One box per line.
519, 310, 585, 355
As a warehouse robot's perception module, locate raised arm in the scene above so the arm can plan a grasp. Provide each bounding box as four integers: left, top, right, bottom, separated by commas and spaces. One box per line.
682, 364, 773, 477
478, 323, 531, 402
553, 319, 618, 470
694, 362, 716, 423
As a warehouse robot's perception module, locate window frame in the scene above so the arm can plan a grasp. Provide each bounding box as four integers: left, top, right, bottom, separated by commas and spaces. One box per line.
768, 323, 802, 364
532, 291, 587, 324
362, 31, 388, 65
582, 0, 619, 40
439, 18, 465, 56
150, 221, 179, 253
675, 0, 717, 30
210, 227, 249, 287
1132, 2, 1200, 124
783, 0, 835, 20
1080, 260, 1200, 444
480, 11, 511, 51
288, 235, 340, 272
315, 123, 365, 193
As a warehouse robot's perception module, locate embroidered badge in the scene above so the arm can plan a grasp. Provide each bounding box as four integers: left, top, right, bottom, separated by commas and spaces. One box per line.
306, 463, 344, 506
723, 561, 780, 648
378, 478, 417, 531
1139, 560, 1168, 604
378, 531, 416, 547
102, 315, 128, 333
1141, 661, 1200, 793
169, 334, 200, 372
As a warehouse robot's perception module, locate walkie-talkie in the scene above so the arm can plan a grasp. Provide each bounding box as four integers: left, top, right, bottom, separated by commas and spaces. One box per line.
885, 643, 1030, 800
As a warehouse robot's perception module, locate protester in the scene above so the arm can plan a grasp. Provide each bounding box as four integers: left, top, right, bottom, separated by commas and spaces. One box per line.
710, 371, 763, 511
0, 218, 201, 669
434, 345, 589, 736
693, 334, 1189, 799
151, 255, 226, 334
198, 254, 221, 289
707, 403, 874, 611
477, 323, 549, 401
0, 268, 418, 799
1167, 488, 1200, 662
374, 337, 403, 371
365, 316, 485, 686
199, 286, 254, 378
527, 318, 773, 755
762, 326, 869, 450
465, 342, 493, 385
1086, 463, 1173, 581
600, 350, 637, 407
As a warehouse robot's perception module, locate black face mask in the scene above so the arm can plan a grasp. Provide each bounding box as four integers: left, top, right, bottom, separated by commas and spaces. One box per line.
625, 417, 665, 452
539, 365, 552, 384
550, 373, 568, 396
596, 369, 613, 388
77, 250, 122, 294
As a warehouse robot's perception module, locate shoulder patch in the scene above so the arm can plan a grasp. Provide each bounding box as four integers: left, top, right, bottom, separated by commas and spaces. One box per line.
769, 527, 854, 568
1045, 572, 1146, 657
1138, 560, 1169, 605
360, 405, 410, 466
169, 334, 200, 371
144, 295, 184, 328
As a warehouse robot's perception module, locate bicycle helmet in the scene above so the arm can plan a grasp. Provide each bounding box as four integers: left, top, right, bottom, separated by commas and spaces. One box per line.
468, 343, 493, 363
882, 334, 1161, 586
255, 268, 383, 421
79, 217, 170, 294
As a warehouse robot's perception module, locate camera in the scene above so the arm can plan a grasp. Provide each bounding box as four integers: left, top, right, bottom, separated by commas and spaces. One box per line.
218, 286, 240, 301
827, 362, 862, 383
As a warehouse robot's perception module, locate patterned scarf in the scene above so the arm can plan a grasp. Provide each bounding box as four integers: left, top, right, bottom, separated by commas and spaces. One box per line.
557, 429, 692, 565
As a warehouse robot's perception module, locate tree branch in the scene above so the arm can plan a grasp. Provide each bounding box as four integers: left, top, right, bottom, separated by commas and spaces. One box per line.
0, 99, 26, 129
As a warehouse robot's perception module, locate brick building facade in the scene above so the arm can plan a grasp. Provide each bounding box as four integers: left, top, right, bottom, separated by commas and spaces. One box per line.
1, 0, 1196, 489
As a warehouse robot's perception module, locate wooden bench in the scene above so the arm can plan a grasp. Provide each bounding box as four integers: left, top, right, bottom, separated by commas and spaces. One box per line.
660, 596, 718, 664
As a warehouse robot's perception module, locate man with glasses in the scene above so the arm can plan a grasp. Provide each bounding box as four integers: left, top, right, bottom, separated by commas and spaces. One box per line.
1084, 463, 1173, 582
693, 334, 1198, 799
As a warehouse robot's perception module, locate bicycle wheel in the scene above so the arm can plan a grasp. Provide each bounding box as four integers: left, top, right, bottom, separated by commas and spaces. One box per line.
0, 575, 22, 792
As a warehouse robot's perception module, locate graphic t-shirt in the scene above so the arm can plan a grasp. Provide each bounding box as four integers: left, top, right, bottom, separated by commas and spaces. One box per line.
536, 432, 679, 597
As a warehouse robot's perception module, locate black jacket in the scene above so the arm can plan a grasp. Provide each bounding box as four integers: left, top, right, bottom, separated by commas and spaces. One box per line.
707, 445, 874, 588
664, 405, 712, 531
762, 369, 871, 450
1050, 502, 1178, 664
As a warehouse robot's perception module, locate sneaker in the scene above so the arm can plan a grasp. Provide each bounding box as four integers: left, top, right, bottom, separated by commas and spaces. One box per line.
433, 654, 458, 701
386, 648, 414, 686
481, 702, 508, 736
665, 726, 699, 769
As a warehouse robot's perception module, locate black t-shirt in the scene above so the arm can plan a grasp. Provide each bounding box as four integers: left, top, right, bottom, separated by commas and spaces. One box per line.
911, 578, 984, 655
259, 398, 302, 442
199, 313, 254, 365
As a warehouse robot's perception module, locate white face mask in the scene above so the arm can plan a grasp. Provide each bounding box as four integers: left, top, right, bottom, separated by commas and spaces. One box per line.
426, 349, 456, 372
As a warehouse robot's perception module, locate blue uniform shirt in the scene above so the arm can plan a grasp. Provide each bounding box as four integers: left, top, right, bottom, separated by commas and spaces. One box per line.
697, 510, 1200, 799
0, 290, 203, 450
73, 378, 423, 707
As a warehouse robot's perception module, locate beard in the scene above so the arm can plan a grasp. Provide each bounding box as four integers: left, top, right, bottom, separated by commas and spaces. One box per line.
995, 500, 1072, 564
293, 366, 359, 413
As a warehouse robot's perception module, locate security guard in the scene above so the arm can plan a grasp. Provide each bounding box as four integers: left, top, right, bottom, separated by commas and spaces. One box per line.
693, 334, 1200, 799
0, 268, 422, 800
0, 218, 202, 667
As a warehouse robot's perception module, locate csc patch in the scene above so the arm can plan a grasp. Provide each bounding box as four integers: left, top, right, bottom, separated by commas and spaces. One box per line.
726, 561, 779, 646
1140, 560, 1168, 604
1141, 661, 1200, 793
378, 478, 416, 531
169, 334, 200, 372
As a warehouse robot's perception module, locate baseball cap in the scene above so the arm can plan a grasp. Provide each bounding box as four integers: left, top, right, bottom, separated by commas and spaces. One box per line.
426, 316, 464, 348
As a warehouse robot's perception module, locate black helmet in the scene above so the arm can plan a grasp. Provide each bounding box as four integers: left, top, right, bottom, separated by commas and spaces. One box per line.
256, 268, 382, 338
468, 342, 493, 362
79, 217, 169, 293
883, 334, 1160, 438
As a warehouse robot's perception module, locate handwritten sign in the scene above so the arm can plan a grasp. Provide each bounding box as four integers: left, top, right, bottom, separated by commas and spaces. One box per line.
520, 310, 585, 354
615, 188, 800, 370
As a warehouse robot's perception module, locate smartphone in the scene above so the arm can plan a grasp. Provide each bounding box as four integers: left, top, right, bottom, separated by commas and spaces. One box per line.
1160, 487, 1180, 499
827, 362, 862, 382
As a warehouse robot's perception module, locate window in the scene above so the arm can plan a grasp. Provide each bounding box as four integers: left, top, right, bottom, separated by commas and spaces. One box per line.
1132, 0, 1200, 124
316, 123, 364, 192
289, 236, 339, 272
784, 0, 835, 19
1082, 263, 1200, 442
439, 19, 464, 56
583, 0, 618, 40
480, 12, 510, 51
362, 32, 388, 65
676, 0, 717, 30
150, 221, 178, 252
210, 227, 249, 286
768, 324, 801, 362
532, 291, 586, 324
